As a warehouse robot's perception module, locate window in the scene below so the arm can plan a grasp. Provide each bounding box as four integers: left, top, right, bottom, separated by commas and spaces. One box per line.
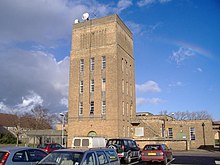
122, 101, 124, 115
122, 58, 124, 72
79, 102, 83, 115
102, 78, 106, 91
126, 82, 128, 95
190, 127, 196, 140
80, 59, 84, 72
168, 128, 173, 138
126, 103, 129, 116
127, 126, 130, 137
122, 79, 124, 93
27, 149, 48, 162
101, 56, 106, 69
90, 57, 95, 71
130, 84, 132, 96
97, 151, 108, 165
83, 152, 97, 165
12, 151, 27, 162
90, 79, 94, 93
90, 101, 94, 115
102, 101, 106, 114
80, 81, 83, 94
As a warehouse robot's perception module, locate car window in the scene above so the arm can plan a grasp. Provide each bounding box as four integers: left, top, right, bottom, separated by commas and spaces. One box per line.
56, 144, 62, 148
82, 152, 97, 165
27, 149, 47, 162
96, 151, 108, 165
144, 145, 160, 150
37, 144, 47, 149
105, 150, 118, 162
82, 139, 89, 146
12, 150, 27, 162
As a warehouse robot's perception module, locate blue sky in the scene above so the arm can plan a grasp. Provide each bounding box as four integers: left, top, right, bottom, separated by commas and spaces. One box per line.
0, 0, 219, 120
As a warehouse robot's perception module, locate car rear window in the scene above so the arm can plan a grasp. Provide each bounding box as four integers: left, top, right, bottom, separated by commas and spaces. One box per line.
144, 145, 161, 150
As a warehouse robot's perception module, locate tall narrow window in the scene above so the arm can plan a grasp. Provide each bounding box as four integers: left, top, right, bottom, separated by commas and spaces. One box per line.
90, 79, 94, 93
130, 84, 132, 96
126, 82, 128, 95
126, 103, 129, 116
127, 126, 130, 137
102, 78, 106, 91
79, 102, 83, 115
102, 101, 106, 114
90, 57, 95, 71
122, 58, 124, 72
122, 101, 125, 115
102, 56, 106, 69
122, 79, 124, 93
190, 127, 196, 140
80, 59, 84, 72
90, 101, 94, 115
80, 81, 83, 94
168, 128, 173, 138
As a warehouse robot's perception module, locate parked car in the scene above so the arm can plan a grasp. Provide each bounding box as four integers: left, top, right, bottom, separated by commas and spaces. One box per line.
72, 136, 106, 148
106, 138, 141, 164
37, 143, 64, 153
141, 144, 173, 164
0, 146, 48, 165
37, 147, 120, 165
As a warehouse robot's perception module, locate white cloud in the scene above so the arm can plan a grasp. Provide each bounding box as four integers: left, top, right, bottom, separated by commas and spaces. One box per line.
136, 81, 161, 93
197, 67, 203, 72
136, 97, 165, 105
137, 0, 171, 7
0, 48, 69, 114
116, 0, 133, 13
169, 81, 183, 87
170, 47, 195, 64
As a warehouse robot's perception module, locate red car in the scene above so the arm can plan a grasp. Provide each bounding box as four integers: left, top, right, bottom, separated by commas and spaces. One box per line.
141, 144, 173, 164
37, 143, 64, 153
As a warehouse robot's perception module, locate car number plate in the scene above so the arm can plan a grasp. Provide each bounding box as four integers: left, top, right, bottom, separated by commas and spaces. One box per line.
148, 152, 156, 156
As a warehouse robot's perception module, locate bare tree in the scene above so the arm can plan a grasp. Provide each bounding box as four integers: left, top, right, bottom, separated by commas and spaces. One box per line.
169, 110, 212, 120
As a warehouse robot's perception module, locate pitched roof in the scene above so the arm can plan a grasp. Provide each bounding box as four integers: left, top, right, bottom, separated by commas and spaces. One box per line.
0, 113, 18, 127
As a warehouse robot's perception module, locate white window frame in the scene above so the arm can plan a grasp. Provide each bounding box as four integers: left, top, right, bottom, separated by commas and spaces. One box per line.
80, 81, 83, 94
190, 127, 196, 140
102, 78, 106, 91
90, 79, 94, 93
90, 57, 95, 71
79, 102, 83, 115
80, 59, 84, 72
168, 128, 173, 138
90, 101, 94, 115
102, 101, 106, 114
102, 56, 106, 69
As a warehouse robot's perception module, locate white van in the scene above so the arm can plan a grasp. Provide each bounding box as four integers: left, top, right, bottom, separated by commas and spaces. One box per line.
72, 137, 106, 148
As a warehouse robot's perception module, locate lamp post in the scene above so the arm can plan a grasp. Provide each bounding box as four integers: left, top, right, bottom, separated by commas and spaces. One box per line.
202, 122, 206, 147
59, 113, 65, 147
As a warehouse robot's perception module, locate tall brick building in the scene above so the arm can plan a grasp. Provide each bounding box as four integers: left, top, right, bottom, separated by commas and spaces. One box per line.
68, 14, 136, 146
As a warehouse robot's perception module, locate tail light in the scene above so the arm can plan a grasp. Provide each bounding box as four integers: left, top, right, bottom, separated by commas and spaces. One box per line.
0, 152, 9, 165
122, 145, 125, 150
159, 152, 164, 156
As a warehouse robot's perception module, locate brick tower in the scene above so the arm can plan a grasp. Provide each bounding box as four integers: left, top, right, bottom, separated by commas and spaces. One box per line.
68, 14, 136, 147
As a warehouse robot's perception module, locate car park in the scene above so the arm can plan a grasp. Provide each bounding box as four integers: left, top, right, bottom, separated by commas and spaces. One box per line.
106, 138, 141, 164
141, 144, 173, 164
0, 146, 48, 165
37, 143, 64, 153
37, 147, 120, 165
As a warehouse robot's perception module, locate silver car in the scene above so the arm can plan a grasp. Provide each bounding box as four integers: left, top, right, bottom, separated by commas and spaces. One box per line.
37, 147, 120, 165
0, 146, 48, 165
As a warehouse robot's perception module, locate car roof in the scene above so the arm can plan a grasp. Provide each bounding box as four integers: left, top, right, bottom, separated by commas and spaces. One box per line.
52, 148, 114, 153
0, 146, 43, 152
107, 138, 133, 140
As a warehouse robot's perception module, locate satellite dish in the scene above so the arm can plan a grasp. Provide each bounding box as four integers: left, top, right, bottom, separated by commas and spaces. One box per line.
74, 19, 80, 24
82, 12, 89, 21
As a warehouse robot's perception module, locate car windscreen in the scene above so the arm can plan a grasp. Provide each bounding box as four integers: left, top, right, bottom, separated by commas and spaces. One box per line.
39, 151, 84, 165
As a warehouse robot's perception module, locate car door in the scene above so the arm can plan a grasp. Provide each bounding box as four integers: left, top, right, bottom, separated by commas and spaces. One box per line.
129, 140, 140, 157
12, 150, 30, 165
27, 149, 48, 165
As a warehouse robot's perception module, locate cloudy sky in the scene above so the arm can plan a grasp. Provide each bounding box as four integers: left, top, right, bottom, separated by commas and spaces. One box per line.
0, 0, 220, 120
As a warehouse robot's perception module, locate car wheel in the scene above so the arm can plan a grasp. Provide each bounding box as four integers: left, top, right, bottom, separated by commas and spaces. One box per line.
125, 152, 131, 164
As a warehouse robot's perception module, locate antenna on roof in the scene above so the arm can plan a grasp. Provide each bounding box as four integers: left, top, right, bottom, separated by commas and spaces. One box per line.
74, 19, 80, 24
82, 12, 89, 21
